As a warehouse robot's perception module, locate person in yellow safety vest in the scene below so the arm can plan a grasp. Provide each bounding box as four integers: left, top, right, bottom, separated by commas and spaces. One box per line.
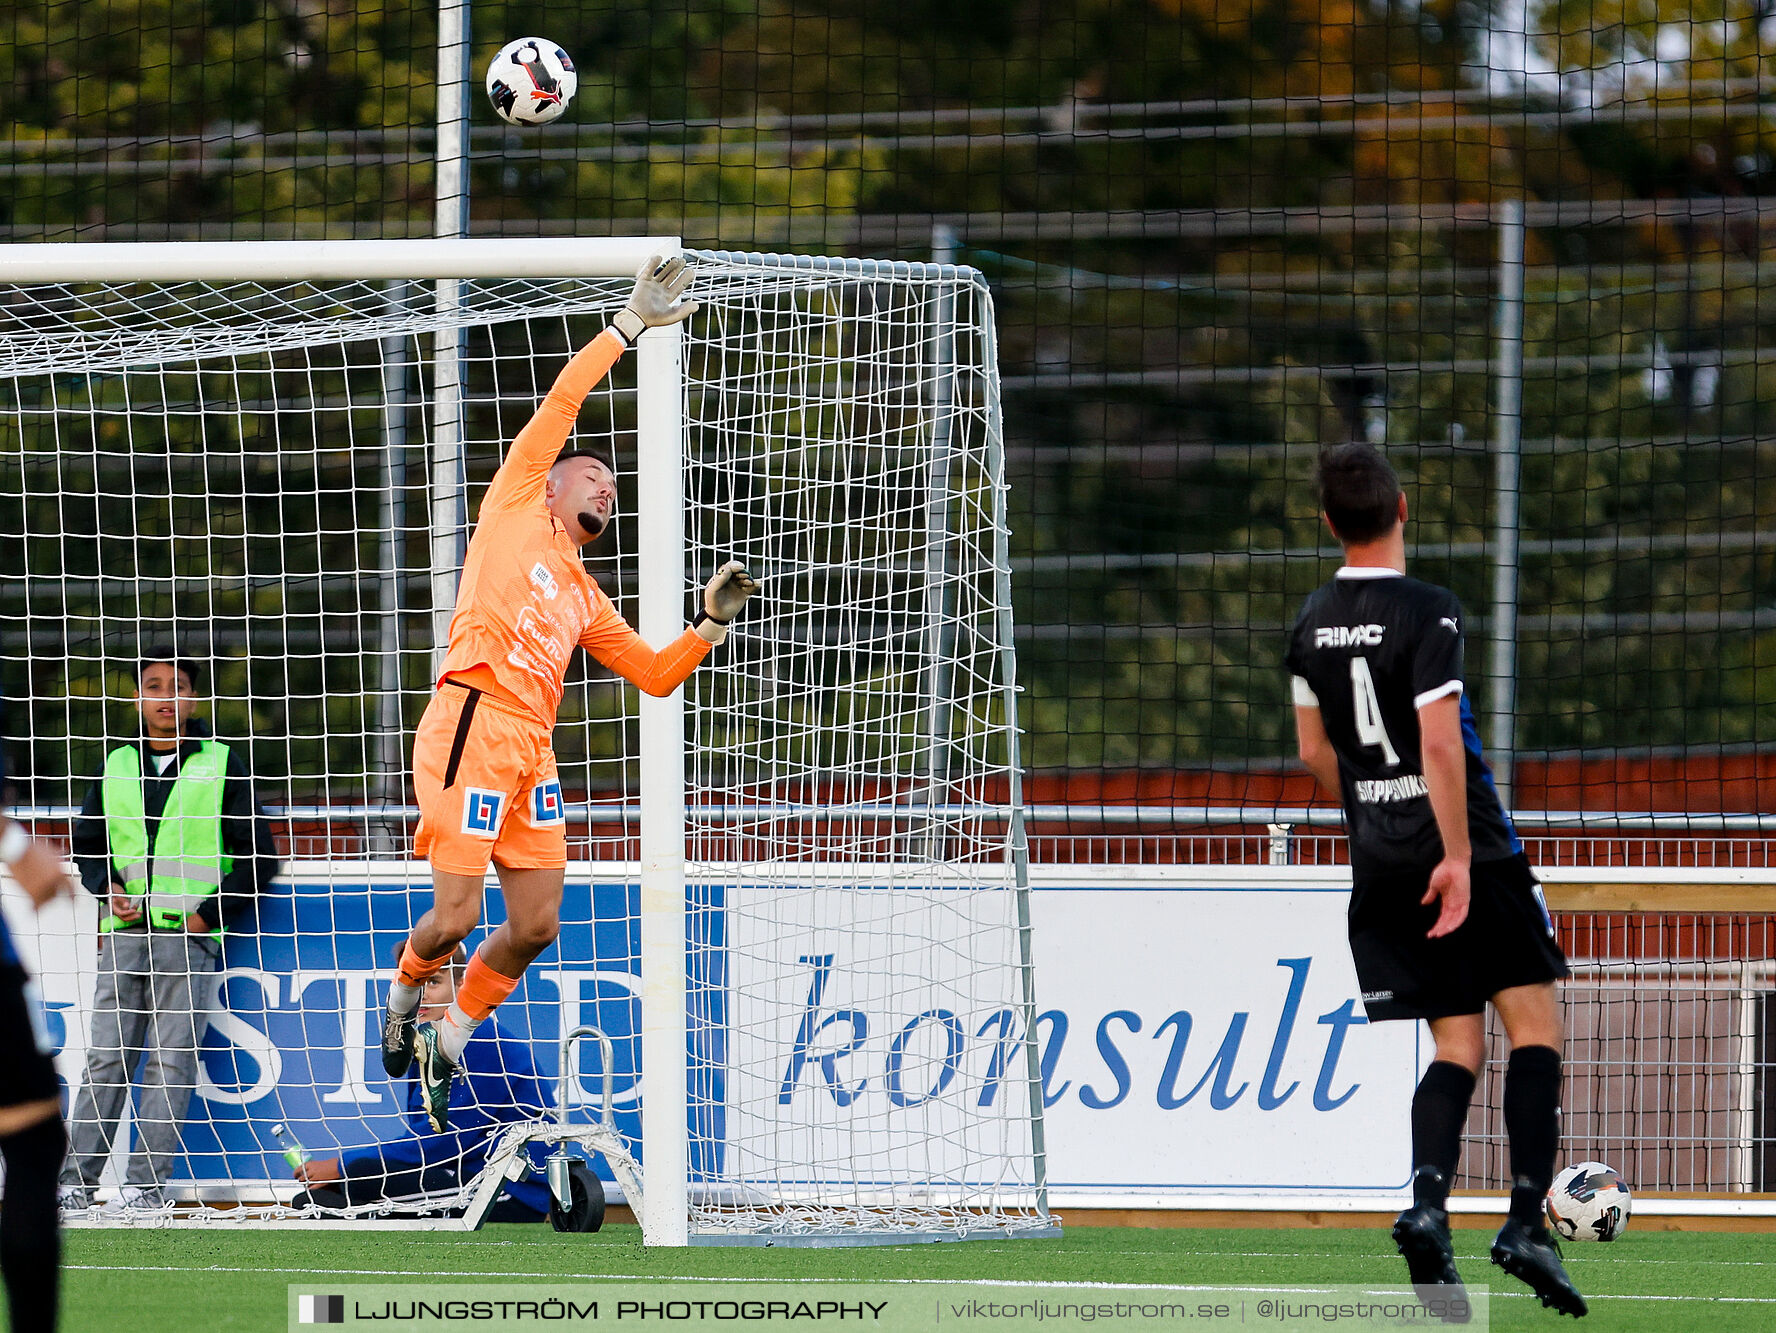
56, 648, 279, 1216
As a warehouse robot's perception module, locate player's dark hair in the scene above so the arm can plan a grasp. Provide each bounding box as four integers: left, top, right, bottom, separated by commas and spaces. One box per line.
137, 645, 202, 692
1316, 443, 1402, 543
551, 447, 615, 473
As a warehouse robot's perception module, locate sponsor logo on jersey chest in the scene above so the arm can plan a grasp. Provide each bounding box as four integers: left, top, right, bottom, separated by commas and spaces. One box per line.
1315, 624, 1386, 648
529, 561, 560, 600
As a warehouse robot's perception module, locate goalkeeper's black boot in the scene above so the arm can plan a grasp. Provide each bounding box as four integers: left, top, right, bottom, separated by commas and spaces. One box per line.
415, 1021, 458, 1133
380, 1002, 417, 1077
1491, 1216, 1588, 1318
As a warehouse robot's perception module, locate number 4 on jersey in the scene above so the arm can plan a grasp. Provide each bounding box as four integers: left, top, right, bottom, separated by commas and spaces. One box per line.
1350, 657, 1401, 766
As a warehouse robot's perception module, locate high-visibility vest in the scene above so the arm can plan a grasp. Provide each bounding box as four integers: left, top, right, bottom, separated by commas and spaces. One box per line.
101, 741, 232, 937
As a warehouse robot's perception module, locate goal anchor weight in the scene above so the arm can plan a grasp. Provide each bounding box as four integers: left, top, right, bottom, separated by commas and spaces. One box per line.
460, 1025, 642, 1231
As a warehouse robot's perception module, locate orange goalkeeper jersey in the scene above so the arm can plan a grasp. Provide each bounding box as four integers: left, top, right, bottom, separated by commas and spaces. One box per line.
436, 328, 712, 725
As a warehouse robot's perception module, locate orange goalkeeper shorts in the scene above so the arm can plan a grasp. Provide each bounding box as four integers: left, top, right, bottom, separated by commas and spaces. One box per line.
412, 680, 567, 875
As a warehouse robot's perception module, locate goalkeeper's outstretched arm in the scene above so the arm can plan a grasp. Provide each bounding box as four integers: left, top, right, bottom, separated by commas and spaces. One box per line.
582, 562, 760, 697
481, 255, 699, 515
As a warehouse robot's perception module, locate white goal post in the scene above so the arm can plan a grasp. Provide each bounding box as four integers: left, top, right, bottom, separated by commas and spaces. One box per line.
0, 238, 1054, 1245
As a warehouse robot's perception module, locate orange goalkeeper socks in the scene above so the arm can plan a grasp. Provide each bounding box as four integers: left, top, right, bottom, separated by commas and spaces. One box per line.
388, 941, 458, 1016
438, 949, 522, 1062
398, 941, 458, 989
454, 950, 523, 1020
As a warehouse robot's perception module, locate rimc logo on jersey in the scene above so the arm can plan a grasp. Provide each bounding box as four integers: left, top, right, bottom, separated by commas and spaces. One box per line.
1314, 624, 1385, 648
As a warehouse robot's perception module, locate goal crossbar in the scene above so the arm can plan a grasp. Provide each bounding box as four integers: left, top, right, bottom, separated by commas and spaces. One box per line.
0, 237, 680, 283
0, 239, 990, 286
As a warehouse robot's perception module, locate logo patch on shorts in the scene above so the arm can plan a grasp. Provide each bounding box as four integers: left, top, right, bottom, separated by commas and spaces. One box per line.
461, 788, 506, 837
529, 779, 566, 827
1531, 883, 1555, 936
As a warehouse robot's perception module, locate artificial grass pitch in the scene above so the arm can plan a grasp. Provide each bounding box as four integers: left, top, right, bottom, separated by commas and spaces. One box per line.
57, 1223, 1776, 1332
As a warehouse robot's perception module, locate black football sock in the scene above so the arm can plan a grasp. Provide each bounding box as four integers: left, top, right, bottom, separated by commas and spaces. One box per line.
1503, 1044, 1562, 1226
1, 1115, 64, 1333
1411, 1060, 1477, 1209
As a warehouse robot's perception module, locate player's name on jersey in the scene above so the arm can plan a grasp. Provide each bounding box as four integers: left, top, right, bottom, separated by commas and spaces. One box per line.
1352, 774, 1428, 804
1313, 623, 1386, 648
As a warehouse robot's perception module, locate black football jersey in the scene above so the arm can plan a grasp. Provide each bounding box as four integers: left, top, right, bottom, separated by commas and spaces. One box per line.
1284, 568, 1521, 876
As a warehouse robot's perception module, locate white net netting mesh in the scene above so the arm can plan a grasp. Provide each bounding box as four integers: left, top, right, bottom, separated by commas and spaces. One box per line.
681, 260, 1044, 1237
0, 251, 1050, 1238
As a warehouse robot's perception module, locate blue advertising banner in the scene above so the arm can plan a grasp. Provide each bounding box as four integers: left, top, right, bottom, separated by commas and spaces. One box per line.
16, 872, 659, 1193
5, 864, 1423, 1209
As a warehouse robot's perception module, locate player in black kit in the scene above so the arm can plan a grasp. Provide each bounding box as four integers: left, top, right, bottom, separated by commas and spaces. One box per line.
1285, 444, 1586, 1319
0, 698, 73, 1333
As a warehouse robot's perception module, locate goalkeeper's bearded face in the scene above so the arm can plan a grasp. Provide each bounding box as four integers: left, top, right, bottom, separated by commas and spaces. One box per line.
546, 455, 617, 545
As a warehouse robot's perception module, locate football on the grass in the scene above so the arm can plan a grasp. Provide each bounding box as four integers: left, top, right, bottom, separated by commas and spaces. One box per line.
1546, 1161, 1631, 1241
486, 38, 577, 126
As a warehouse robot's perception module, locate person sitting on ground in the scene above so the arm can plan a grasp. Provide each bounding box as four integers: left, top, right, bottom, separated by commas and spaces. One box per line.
290, 943, 559, 1222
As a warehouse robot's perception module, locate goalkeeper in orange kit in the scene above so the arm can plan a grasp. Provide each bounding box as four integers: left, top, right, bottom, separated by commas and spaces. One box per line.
380, 256, 759, 1130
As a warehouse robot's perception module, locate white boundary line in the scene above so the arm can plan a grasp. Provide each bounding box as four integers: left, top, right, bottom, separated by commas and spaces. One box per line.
56, 1264, 1776, 1303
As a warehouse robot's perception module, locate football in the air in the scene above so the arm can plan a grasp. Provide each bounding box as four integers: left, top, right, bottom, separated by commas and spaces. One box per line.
486, 38, 578, 126
1545, 1161, 1631, 1241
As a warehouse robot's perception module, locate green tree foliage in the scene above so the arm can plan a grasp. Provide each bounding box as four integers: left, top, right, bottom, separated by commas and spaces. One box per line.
2, 0, 1771, 802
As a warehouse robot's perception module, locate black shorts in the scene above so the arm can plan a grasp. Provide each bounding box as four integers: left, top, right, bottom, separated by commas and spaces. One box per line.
1349, 852, 1569, 1022
0, 962, 60, 1109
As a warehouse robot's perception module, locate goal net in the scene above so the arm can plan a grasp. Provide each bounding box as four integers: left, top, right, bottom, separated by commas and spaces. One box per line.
0, 240, 1052, 1243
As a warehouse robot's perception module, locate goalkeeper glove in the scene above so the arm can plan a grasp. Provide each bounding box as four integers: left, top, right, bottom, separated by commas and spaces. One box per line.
695, 562, 760, 642
611, 254, 698, 345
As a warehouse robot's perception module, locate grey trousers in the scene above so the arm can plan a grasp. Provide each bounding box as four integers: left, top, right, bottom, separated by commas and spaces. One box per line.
59, 929, 221, 1190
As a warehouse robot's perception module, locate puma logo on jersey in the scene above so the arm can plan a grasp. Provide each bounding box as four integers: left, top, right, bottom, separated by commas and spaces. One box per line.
529, 561, 560, 600
1439, 616, 1459, 632
1315, 624, 1385, 648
